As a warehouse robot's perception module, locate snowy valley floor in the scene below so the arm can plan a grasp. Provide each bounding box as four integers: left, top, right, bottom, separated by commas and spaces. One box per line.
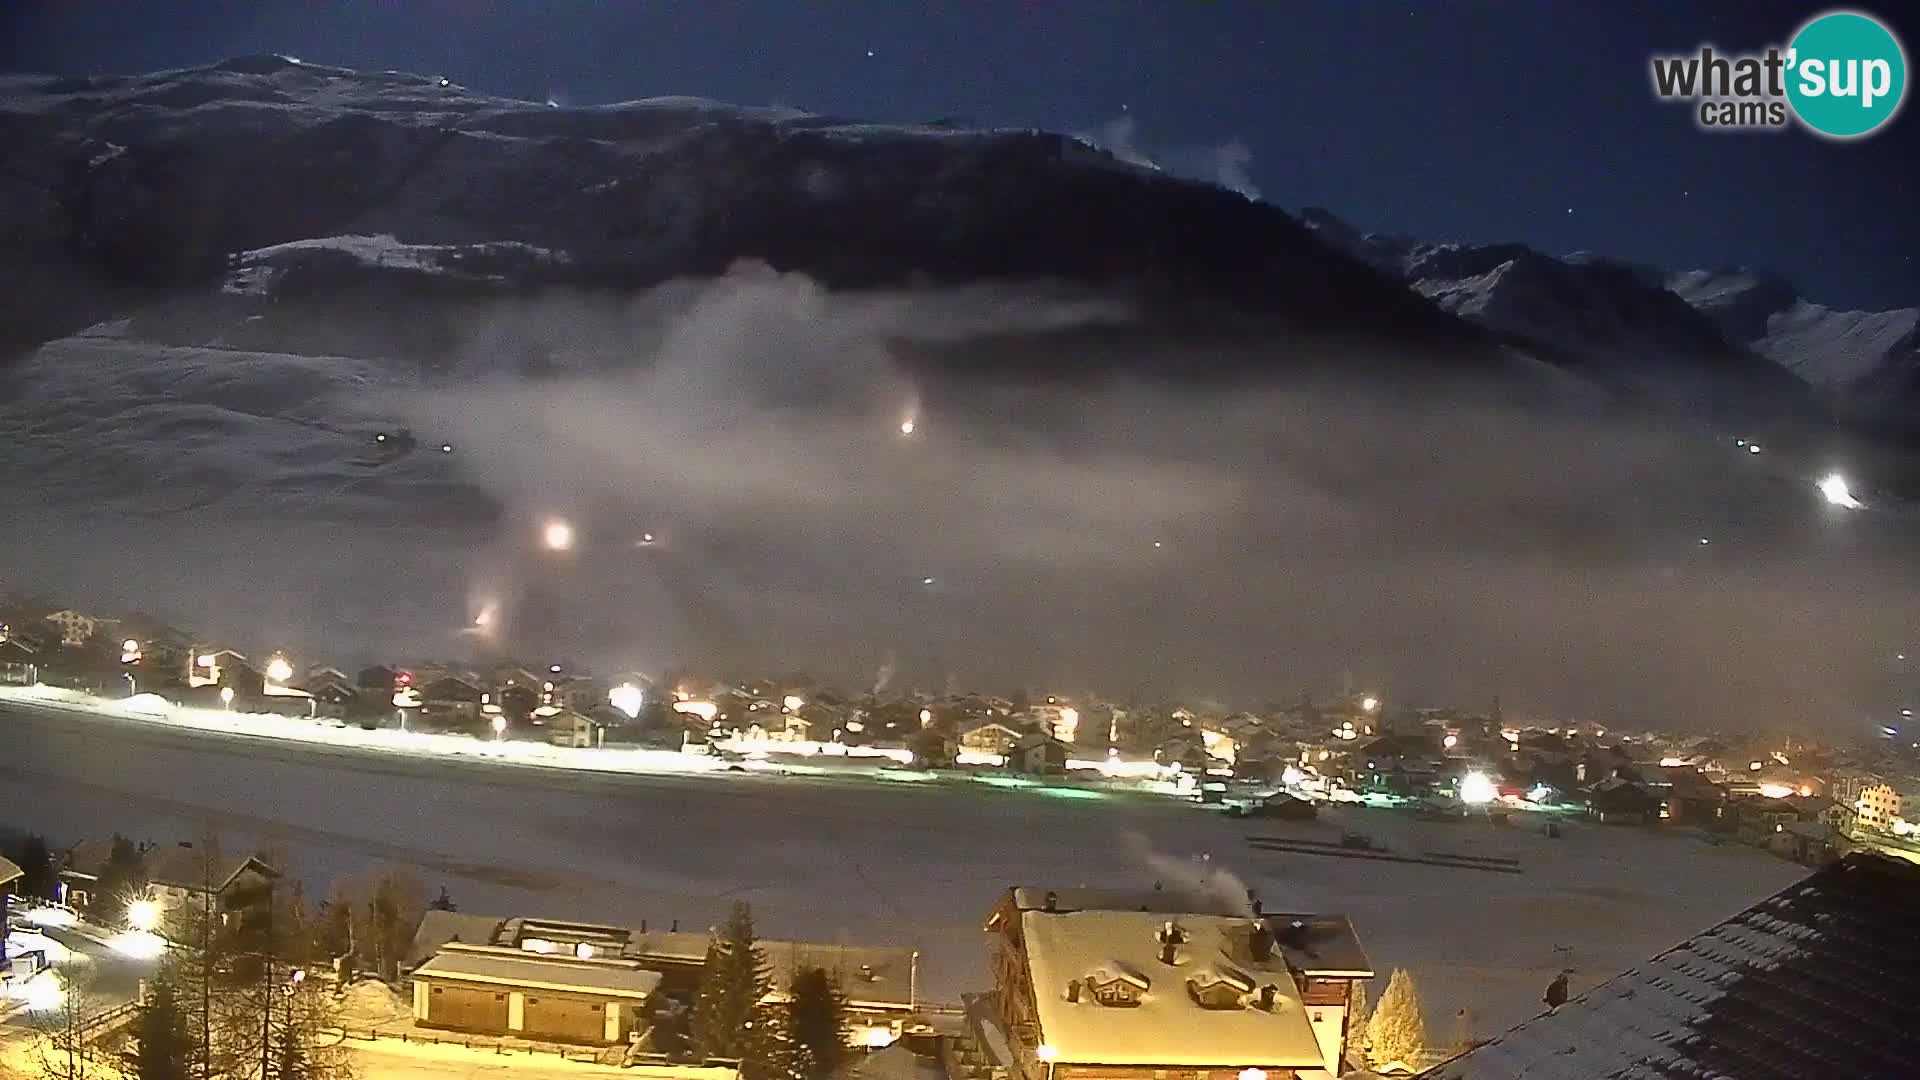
0, 698, 1803, 1041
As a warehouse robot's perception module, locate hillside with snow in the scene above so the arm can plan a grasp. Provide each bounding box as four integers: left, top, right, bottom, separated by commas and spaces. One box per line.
1671, 267, 1920, 409
1299, 208, 1920, 427
0, 54, 1472, 361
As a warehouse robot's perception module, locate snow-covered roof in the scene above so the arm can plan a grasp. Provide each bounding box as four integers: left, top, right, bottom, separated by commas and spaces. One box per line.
407, 910, 508, 968
762, 941, 919, 1011
1269, 914, 1373, 978
1424, 853, 1920, 1079
415, 944, 661, 1001
1020, 910, 1325, 1068
1008, 886, 1246, 917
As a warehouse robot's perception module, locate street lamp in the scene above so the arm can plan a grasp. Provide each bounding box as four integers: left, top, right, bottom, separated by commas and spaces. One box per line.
127, 898, 161, 933
491, 715, 507, 741
265, 654, 293, 684
1361, 696, 1379, 713
542, 518, 575, 551
1460, 771, 1497, 805
219, 686, 236, 710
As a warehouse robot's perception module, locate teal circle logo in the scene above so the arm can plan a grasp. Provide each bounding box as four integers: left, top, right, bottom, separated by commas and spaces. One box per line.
1786, 10, 1907, 138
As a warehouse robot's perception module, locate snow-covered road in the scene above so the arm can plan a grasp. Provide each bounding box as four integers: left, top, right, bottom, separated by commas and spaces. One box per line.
0, 698, 1803, 1038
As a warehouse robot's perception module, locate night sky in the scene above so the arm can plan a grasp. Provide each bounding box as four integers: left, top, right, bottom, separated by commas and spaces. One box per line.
2, 0, 1914, 309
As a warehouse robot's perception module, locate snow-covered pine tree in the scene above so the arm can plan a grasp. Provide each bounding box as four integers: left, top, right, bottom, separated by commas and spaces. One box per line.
1346, 978, 1371, 1064
1365, 967, 1428, 1068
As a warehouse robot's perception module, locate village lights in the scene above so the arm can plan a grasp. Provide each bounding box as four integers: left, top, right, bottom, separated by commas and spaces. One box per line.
899, 417, 916, 436
265, 654, 293, 684
542, 518, 576, 551
219, 686, 235, 709
1443, 734, 1458, 749
919, 708, 933, 726
1361, 696, 1379, 712
492, 715, 507, 740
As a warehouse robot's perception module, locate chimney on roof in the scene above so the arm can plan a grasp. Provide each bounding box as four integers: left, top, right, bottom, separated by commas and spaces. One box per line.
1250, 922, 1275, 963
1066, 979, 1081, 1003
1259, 985, 1277, 1011
640, 919, 648, 932
1157, 920, 1188, 965
671, 919, 679, 932
1044, 891, 1058, 912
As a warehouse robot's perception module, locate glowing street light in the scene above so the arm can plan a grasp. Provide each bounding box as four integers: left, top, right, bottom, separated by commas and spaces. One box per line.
265, 654, 293, 684
1442, 733, 1458, 750
127, 898, 161, 932
899, 418, 916, 436
919, 708, 933, 727
491, 715, 507, 740
219, 686, 236, 709
542, 518, 576, 551
1361, 696, 1379, 713
1817, 473, 1862, 509
1459, 771, 1497, 805
609, 683, 645, 719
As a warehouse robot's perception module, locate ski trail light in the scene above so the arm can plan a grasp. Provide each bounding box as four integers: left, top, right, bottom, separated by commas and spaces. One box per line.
1817, 473, 1862, 509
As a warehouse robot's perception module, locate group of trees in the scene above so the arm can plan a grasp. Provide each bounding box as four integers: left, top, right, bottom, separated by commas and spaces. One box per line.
13, 839, 437, 1080
688, 903, 849, 1080
28, 872, 353, 1080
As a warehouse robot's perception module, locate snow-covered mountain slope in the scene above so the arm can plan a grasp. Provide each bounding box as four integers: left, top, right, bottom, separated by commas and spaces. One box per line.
1296, 208, 1807, 418
1670, 268, 1920, 406
1298, 207, 1919, 421
0, 55, 1470, 361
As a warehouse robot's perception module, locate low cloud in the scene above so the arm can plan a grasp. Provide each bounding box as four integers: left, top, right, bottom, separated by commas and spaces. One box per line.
0, 264, 1911, 737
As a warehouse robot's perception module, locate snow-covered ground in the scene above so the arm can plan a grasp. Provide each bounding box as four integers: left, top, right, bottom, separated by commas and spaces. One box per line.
0, 697, 1804, 1042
